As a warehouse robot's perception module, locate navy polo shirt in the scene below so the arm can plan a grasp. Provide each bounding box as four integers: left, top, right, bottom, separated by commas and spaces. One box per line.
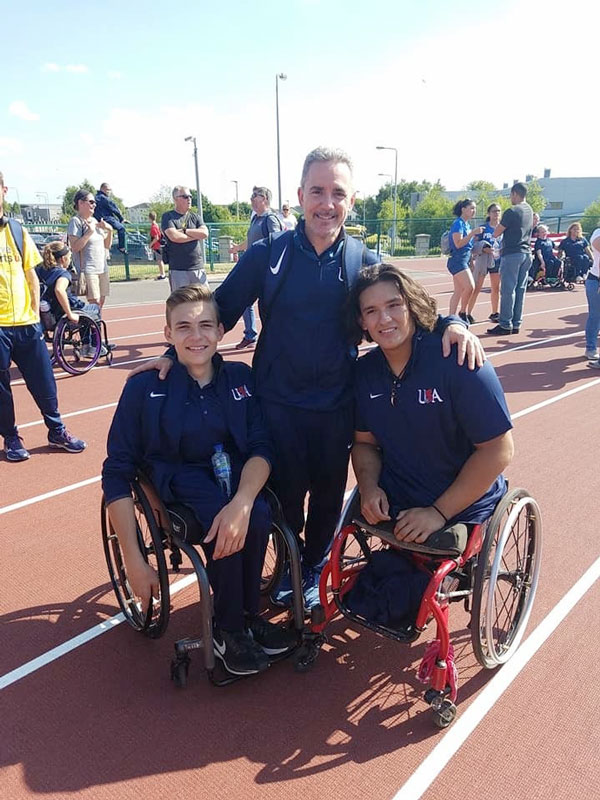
559, 237, 589, 259
354, 330, 512, 524
534, 238, 557, 264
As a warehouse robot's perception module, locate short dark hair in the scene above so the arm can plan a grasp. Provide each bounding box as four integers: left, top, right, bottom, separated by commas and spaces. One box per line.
149, 211, 157, 221
511, 182, 527, 199
165, 284, 220, 326
452, 198, 475, 217
347, 263, 437, 345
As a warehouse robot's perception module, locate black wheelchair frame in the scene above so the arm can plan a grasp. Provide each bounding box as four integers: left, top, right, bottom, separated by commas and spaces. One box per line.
101, 475, 305, 687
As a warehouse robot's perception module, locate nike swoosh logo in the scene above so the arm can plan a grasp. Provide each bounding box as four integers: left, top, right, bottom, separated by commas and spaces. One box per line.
150, 392, 166, 398
270, 246, 287, 275
214, 638, 226, 655
369, 393, 383, 399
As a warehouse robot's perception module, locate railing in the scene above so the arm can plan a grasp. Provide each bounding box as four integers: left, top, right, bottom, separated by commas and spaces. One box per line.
24, 212, 593, 280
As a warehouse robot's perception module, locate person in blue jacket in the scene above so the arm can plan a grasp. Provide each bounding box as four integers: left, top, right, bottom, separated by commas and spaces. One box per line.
531, 225, 562, 283
349, 263, 513, 548
94, 182, 127, 251
446, 198, 484, 320
102, 284, 294, 676
129, 147, 484, 610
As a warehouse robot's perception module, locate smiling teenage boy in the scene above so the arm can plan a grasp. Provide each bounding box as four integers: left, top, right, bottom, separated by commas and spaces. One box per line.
102, 285, 294, 676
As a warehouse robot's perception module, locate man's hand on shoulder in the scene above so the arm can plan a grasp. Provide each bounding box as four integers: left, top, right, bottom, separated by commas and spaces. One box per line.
127, 356, 173, 381
442, 324, 485, 369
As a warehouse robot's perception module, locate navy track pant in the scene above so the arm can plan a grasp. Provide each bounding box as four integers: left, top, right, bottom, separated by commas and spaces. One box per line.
260, 400, 353, 568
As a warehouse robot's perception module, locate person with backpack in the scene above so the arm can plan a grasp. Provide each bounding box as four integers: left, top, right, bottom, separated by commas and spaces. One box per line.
128, 147, 483, 609
229, 186, 283, 349
446, 199, 484, 321
0, 170, 86, 461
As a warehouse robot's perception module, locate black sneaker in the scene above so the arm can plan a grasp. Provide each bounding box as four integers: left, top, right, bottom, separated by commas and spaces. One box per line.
486, 324, 512, 335
458, 312, 469, 325
212, 626, 269, 675
247, 616, 297, 655
488, 312, 500, 323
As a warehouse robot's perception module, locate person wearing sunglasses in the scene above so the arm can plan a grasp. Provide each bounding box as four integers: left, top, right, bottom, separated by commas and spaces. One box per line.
67, 189, 112, 312
230, 186, 283, 349
161, 186, 209, 291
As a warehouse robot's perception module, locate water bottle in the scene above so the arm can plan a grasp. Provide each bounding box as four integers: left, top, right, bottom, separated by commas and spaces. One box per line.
211, 444, 232, 499
39, 300, 54, 331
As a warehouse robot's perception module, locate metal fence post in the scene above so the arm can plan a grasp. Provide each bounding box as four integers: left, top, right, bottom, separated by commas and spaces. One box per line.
208, 226, 214, 272
123, 229, 130, 280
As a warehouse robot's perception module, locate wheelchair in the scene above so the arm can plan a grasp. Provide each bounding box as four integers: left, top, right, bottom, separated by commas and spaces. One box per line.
101, 475, 305, 687
293, 486, 542, 728
43, 310, 113, 375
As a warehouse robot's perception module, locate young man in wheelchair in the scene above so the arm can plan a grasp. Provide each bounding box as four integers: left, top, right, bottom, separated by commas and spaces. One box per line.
102, 284, 295, 676
349, 263, 514, 552
38, 242, 109, 357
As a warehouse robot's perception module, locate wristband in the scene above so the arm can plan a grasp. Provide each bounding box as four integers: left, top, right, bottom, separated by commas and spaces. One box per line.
431, 504, 448, 525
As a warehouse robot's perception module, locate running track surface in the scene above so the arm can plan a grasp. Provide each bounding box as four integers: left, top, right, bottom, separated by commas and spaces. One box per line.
2, 259, 599, 800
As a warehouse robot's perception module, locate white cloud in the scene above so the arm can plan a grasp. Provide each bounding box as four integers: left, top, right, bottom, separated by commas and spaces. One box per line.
8, 101, 40, 122
41, 62, 60, 72
65, 64, 89, 74
107, 71, 122, 80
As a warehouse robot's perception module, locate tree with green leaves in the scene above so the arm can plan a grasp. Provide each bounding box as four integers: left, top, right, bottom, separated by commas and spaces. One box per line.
60, 179, 96, 221
523, 179, 547, 214
581, 198, 600, 236
466, 180, 496, 193
408, 185, 454, 246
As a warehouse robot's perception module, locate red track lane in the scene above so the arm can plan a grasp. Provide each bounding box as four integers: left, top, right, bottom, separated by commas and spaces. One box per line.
2, 263, 599, 800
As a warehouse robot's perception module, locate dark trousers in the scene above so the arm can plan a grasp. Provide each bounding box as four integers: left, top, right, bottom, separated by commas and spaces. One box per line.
0, 324, 63, 439
171, 471, 271, 631
102, 215, 126, 249
260, 401, 353, 568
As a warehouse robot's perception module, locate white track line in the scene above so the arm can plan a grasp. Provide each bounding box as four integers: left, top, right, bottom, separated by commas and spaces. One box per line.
0, 573, 198, 691
393, 554, 600, 800
0, 476, 101, 516
19, 402, 118, 429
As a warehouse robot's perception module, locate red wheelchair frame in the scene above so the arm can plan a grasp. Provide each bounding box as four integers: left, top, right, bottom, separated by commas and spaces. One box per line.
294, 486, 542, 728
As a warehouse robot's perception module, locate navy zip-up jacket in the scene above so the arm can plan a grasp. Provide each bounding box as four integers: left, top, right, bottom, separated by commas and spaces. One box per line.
102, 355, 272, 506
214, 220, 379, 412
94, 191, 124, 223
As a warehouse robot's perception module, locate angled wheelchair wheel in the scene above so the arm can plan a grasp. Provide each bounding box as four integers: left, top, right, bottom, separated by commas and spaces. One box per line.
101, 480, 171, 638
471, 488, 542, 669
53, 314, 101, 375
260, 520, 289, 595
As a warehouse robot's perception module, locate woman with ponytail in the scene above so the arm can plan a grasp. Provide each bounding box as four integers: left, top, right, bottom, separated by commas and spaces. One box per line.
446, 199, 483, 321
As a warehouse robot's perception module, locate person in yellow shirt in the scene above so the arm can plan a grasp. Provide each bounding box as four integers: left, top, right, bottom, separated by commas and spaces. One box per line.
0, 170, 86, 461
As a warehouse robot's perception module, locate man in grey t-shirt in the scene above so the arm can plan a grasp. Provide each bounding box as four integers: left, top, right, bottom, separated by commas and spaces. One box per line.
161, 186, 209, 291
230, 185, 283, 349
487, 182, 533, 336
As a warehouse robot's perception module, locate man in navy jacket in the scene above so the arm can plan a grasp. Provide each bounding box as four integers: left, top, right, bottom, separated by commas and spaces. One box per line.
94, 182, 127, 251
129, 147, 483, 610
103, 284, 293, 676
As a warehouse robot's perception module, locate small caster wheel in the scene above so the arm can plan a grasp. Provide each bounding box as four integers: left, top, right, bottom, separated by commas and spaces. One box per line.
432, 699, 456, 729
171, 656, 190, 688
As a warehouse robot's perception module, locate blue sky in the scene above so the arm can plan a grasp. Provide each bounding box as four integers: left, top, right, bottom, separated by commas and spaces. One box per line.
3, 0, 598, 209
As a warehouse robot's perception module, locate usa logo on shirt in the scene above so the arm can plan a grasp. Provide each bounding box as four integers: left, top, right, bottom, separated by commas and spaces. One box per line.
232, 384, 252, 401
417, 388, 444, 404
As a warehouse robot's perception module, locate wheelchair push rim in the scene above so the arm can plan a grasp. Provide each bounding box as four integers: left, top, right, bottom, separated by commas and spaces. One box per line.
471, 488, 542, 668
53, 314, 101, 375
101, 482, 171, 638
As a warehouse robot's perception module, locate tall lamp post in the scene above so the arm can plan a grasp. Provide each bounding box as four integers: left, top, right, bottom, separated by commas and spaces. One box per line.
184, 135, 205, 260
275, 72, 287, 212
376, 145, 398, 256
231, 180, 239, 220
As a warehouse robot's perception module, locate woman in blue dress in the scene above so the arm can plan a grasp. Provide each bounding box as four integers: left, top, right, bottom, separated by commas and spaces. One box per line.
446, 199, 483, 319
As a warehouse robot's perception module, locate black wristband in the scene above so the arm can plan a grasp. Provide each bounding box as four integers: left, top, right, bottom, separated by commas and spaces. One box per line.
431, 504, 448, 525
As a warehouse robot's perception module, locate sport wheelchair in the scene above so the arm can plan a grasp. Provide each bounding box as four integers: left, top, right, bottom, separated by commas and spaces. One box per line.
42, 310, 112, 375
293, 486, 542, 728
101, 475, 305, 687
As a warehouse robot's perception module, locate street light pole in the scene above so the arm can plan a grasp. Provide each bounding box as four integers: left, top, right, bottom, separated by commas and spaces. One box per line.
377, 145, 398, 256
231, 180, 239, 220
275, 72, 287, 212
184, 135, 205, 260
